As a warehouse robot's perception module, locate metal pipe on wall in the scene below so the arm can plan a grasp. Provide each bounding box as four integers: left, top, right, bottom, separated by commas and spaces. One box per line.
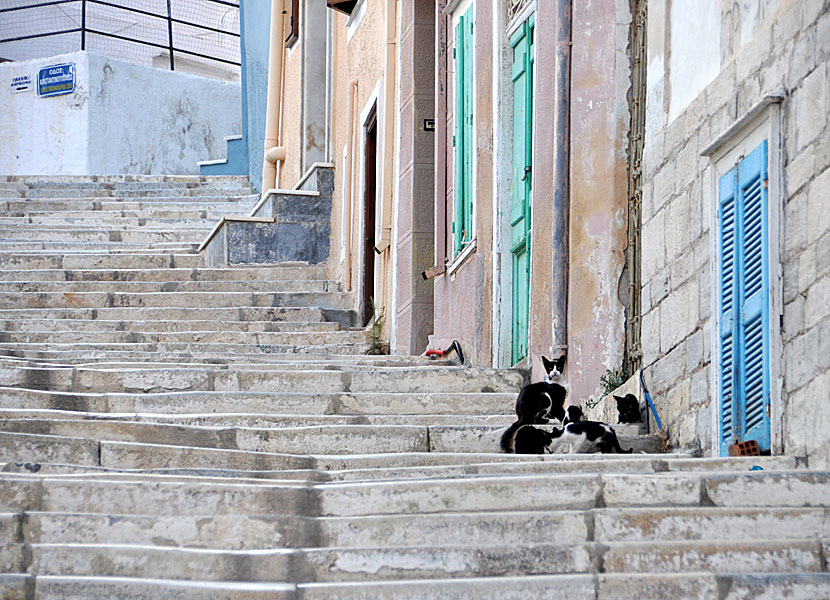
261, 0, 286, 192
343, 80, 359, 292
374, 0, 398, 255
551, 0, 571, 357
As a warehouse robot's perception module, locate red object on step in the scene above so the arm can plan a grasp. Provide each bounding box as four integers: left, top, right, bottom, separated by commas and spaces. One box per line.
728, 440, 761, 457
425, 340, 464, 365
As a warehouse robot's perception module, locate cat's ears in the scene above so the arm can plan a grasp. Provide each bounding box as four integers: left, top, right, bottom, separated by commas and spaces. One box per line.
614, 393, 638, 406
542, 355, 565, 373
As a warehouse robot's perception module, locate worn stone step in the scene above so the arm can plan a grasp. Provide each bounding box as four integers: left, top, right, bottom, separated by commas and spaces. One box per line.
0, 319, 340, 333
21, 187, 255, 199
0, 228, 208, 243
0, 279, 338, 294
0, 474, 309, 516
0, 409, 512, 429
19, 573, 830, 600
8, 541, 599, 582
2, 198, 257, 212
0, 388, 515, 415
0, 215, 235, 228
0, 342, 372, 359
0, 365, 524, 395
0, 329, 363, 345
0, 290, 351, 310
595, 505, 830, 542
0, 253, 201, 270
0, 306, 331, 323
11, 509, 591, 550
0, 264, 327, 282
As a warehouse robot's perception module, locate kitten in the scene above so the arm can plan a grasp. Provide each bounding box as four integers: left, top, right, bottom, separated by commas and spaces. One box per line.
562, 405, 584, 425
500, 355, 568, 453
513, 424, 556, 454
614, 393, 642, 424
549, 420, 633, 454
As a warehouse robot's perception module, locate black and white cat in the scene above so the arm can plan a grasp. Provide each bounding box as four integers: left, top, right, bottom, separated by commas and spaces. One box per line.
614, 393, 642, 424
500, 355, 568, 453
551, 420, 633, 454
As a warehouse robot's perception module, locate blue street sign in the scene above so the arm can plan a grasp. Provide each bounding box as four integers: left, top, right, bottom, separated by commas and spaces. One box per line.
37, 63, 76, 98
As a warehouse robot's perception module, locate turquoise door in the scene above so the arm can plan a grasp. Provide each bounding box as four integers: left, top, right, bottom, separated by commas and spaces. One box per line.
718, 140, 771, 454
510, 18, 534, 364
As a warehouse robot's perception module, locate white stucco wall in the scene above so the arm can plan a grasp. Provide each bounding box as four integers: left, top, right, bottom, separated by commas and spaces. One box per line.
0, 52, 241, 175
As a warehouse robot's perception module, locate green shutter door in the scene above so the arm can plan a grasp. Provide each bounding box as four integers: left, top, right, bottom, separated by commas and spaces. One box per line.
453, 6, 474, 256
510, 18, 533, 365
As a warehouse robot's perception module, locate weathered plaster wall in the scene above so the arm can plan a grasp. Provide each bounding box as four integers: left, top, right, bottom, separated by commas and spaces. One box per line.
566, 0, 631, 403
1, 52, 240, 175
431, 0, 495, 366
0, 53, 90, 174
394, 0, 435, 355
642, 0, 830, 465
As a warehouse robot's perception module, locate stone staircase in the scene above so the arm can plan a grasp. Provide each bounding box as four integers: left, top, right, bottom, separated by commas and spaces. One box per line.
0, 175, 828, 599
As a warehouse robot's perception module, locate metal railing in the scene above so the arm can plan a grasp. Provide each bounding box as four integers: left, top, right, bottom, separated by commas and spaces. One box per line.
0, 0, 240, 80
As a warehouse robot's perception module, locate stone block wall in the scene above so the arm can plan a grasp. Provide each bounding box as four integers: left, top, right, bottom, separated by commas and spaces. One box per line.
641, 1, 830, 464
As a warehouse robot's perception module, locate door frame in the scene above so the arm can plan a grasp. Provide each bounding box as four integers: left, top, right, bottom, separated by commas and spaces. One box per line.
493, 5, 537, 368
703, 95, 784, 456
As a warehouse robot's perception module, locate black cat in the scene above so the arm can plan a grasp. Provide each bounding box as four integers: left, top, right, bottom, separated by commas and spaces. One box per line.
614, 393, 641, 424
500, 356, 567, 453
513, 424, 556, 454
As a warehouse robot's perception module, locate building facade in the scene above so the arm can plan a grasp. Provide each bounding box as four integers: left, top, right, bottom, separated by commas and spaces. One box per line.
273, 0, 829, 465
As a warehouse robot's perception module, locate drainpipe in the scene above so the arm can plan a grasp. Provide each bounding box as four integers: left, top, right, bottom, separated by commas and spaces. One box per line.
262, 0, 287, 192
374, 0, 398, 256
551, 0, 571, 358
343, 80, 359, 292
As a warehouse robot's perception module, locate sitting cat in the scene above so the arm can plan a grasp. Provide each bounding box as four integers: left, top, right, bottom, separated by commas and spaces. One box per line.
549, 420, 633, 454
513, 424, 556, 454
500, 355, 568, 453
562, 405, 584, 425
614, 393, 642, 424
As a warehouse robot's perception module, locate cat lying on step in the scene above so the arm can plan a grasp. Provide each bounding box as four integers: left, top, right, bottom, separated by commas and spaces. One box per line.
512, 420, 633, 455
500, 356, 568, 453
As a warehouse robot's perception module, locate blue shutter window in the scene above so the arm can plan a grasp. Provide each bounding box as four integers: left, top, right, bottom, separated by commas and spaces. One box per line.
717, 140, 771, 455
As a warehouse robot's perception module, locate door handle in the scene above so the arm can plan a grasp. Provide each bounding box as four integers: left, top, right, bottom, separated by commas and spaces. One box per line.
521, 166, 532, 181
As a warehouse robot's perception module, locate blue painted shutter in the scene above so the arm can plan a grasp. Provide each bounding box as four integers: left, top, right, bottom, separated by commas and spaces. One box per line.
718, 140, 771, 454
737, 141, 770, 449
718, 167, 738, 451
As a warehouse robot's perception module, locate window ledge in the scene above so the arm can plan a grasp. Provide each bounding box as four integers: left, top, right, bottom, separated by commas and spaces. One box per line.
446, 239, 477, 277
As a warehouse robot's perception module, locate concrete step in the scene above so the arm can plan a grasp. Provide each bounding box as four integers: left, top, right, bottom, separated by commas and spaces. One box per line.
0, 264, 327, 282
0, 215, 239, 228
0, 290, 352, 310
0, 279, 339, 294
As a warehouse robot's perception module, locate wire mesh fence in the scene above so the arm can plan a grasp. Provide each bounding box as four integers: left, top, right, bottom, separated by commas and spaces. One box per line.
0, 0, 240, 82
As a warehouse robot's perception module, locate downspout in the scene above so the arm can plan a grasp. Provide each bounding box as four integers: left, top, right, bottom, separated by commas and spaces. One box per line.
261, 0, 287, 192
551, 0, 571, 358
374, 0, 398, 256
343, 80, 359, 292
